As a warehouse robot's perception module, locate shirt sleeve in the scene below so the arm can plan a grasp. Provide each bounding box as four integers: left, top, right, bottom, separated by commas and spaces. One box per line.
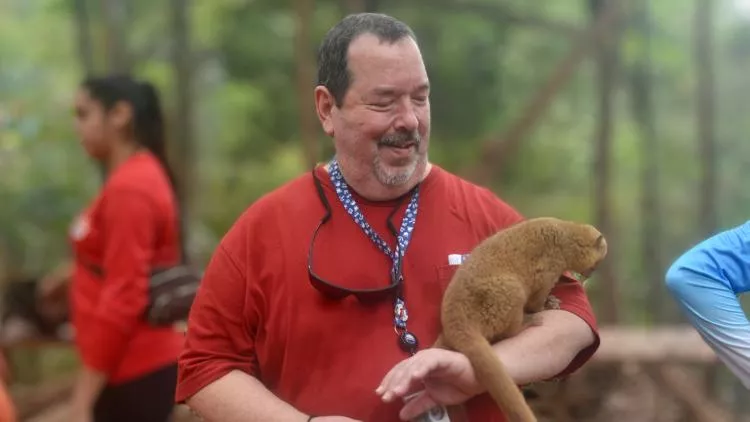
547, 276, 600, 378
665, 220, 750, 388
175, 220, 264, 404
81, 188, 155, 374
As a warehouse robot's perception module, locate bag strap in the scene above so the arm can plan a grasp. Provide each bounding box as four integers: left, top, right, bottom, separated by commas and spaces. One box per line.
176, 199, 188, 266
82, 260, 163, 279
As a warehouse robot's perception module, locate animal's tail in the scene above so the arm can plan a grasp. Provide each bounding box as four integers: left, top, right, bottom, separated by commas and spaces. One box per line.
450, 329, 537, 422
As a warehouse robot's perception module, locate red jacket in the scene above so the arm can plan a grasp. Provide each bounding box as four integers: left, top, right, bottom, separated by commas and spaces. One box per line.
69, 151, 184, 384
177, 164, 600, 421
0, 354, 16, 422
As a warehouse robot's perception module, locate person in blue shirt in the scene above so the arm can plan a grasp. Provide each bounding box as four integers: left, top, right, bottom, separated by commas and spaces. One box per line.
665, 220, 750, 388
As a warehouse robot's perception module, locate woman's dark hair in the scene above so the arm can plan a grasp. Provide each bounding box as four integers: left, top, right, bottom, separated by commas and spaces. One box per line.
81, 74, 186, 262
80, 74, 177, 192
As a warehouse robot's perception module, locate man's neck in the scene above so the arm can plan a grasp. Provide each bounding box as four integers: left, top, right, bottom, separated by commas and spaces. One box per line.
325, 161, 432, 202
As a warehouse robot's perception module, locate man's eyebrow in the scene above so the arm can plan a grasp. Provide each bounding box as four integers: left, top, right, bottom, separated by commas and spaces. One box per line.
370, 83, 430, 97
414, 82, 430, 92
371, 87, 398, 97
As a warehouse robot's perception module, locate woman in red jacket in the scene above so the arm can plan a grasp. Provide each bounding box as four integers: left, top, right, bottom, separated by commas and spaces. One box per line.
63, 75, 185, 422
0, 351, 17, 422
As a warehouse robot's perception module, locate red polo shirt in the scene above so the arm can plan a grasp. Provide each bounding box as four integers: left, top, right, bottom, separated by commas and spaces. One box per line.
69, 151, 184, 384
176, 164, 600, 421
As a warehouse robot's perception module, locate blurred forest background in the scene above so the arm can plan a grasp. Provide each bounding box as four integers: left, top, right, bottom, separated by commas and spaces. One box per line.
2, 0, 750, 420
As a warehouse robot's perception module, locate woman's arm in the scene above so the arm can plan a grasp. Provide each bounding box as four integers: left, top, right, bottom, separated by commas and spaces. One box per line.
70, 188, 157, 416
37, 261, 74, 301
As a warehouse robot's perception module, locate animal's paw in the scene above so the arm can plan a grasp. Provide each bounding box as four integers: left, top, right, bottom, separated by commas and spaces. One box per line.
544, 294, 562, 310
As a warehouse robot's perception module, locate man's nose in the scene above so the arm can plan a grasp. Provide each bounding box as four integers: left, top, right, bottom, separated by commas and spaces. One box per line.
393, 101, 419, 133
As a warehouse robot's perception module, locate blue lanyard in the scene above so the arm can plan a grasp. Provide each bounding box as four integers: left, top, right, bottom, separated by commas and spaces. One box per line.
328, 158, 421, 354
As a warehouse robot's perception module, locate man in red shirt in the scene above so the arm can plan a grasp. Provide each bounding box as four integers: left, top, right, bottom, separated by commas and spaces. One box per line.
177, 13, 600, 422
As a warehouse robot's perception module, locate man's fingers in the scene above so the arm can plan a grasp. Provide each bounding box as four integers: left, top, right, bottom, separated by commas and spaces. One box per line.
377, 351, 438, 402
376, 358, 409, 396
388, 358, 423, 396
379, 359, 420, 401
399, 391, 438, 421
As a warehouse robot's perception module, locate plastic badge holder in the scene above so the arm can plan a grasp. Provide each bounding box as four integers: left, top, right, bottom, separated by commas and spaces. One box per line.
411, 406, 450, 422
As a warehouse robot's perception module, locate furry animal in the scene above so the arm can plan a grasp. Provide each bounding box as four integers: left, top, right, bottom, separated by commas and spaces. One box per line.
435, 217, 607, 422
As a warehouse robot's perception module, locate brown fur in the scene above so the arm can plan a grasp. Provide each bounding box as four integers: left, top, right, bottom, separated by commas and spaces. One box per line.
434, 217, 607, 422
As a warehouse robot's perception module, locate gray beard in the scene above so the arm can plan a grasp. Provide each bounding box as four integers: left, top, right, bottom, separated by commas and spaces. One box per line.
373, 153, 425, 186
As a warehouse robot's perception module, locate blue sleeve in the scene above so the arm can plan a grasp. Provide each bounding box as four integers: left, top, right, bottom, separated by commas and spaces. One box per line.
665, 220, 750, 388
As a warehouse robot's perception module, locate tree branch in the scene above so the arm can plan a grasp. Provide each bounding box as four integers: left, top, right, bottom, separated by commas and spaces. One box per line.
465, 0, 621, 185
442, 1, 583, 38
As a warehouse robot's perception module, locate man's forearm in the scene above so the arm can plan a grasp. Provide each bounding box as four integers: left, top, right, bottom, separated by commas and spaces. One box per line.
664, 222, 750, 389
186, 370, 309, 422
489, 309, 594, 386
666, 270, 750, 388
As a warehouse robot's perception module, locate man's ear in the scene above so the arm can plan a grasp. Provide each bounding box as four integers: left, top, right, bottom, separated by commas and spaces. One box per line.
314, 86, 336, 137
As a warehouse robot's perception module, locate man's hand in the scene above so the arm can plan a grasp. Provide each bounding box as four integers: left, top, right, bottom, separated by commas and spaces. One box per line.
375, 349, 480, 421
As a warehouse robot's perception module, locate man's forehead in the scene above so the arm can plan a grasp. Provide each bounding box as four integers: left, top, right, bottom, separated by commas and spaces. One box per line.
347, 33, 421, 65
346, 34, 427, 89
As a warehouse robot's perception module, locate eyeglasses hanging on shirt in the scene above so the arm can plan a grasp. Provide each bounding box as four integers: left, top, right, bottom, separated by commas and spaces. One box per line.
308, 159, 421, 355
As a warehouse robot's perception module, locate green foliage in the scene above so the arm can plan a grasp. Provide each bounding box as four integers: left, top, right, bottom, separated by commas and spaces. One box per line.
0, 0, 96, 274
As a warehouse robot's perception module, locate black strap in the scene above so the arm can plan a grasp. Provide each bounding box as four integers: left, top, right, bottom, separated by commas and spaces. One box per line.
82, 260, 164, 279
176, 198, 188, 266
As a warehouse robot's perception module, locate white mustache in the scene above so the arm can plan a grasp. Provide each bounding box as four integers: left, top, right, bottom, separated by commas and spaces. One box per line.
379, 134, 421, 148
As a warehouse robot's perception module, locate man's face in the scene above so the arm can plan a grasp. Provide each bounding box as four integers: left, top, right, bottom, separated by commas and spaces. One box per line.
316, 33, 431, 188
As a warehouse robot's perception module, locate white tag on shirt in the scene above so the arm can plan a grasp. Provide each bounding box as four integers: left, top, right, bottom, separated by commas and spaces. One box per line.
448, 253, 471, 266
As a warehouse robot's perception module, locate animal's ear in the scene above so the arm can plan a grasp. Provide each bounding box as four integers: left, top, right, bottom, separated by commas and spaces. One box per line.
594, 234, 604, 247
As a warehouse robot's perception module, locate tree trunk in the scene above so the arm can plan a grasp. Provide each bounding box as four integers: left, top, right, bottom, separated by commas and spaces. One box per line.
694, 0, 720, 401
591, 0, 621, 324
100, 0, 130, 73
695, 0, 717, 237
294, 0, 319, 169
363, 0, 379, 12
171, 0, 193, 262
71, 0, 95, 75
343, 0, 365, 13
629, 0, 666, 323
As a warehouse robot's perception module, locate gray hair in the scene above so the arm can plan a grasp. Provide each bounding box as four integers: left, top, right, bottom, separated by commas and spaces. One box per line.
316, 13, 418, 107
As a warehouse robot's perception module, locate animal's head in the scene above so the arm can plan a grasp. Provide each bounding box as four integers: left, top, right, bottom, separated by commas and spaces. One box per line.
559, 222, 608, 279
